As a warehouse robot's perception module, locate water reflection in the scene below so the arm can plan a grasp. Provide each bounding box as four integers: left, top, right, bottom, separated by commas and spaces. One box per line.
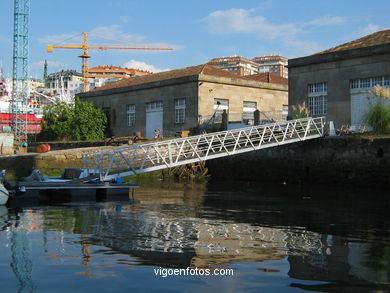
1, 181, 390, 292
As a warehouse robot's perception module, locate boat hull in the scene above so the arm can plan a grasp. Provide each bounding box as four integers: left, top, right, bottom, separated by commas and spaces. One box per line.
0, 183, 9, 205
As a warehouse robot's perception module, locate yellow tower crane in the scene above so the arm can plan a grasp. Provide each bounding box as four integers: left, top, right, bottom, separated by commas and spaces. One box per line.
47, 32, 173, 92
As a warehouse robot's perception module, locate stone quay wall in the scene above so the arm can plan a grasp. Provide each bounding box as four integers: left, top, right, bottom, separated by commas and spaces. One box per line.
0, 146, 114, 180
206, 136, 390, 189
2, 136, 390, 188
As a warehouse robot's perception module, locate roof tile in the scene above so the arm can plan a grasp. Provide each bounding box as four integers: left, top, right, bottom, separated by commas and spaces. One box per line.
314, 29, 390, 55
88, 64, 288, 93
247, 72, 288, 85
89, 64, 254, 92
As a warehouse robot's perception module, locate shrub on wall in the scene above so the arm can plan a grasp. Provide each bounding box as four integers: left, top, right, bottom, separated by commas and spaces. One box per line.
291, 102, 309, 119
365, 101, 390, 134
365, 86, 390, 134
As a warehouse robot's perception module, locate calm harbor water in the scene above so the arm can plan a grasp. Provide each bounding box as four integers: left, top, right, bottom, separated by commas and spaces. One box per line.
1, 179, 389, 293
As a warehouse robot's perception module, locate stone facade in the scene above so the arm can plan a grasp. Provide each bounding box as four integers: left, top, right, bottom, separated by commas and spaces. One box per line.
79, 65, 288, 138
288, 30, 390, 129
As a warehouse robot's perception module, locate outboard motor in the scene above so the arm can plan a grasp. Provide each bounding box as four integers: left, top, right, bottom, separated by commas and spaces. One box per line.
22, 169, 45, 182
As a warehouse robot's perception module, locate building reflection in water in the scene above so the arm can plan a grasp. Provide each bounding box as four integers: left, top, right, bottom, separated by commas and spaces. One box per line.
1, 181, 390, 292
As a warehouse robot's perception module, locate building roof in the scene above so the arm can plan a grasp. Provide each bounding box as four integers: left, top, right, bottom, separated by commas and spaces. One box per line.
47, 70, 81, 78
289, 29, 390, 68
87, 65, 150, 75
315, 29, 390, 55
83, 63, 288, 96
88, 64, 258, 93
248, 72, 288, 85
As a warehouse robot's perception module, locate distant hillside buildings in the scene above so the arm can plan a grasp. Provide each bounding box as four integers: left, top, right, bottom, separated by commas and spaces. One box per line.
39, 66, 151, 102
87, 65, 150, 79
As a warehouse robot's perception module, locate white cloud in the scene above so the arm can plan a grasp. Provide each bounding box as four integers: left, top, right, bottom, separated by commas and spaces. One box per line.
31, 60, 67, 70
357, 24, 381, 37
90, 25, 145, 43
38, 33, 81, 44
202, 8, 349, 57
284, 39, 324, 56
120, 16, 129, 24
38, 25, 145, 45
306, 16, 345, 26
202, 8, 300, 40
202, 9, 347, 40
122, 59, 170, 73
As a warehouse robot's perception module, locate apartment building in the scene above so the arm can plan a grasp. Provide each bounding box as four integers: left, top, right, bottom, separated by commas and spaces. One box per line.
252, 55, 288, 78
208, 55, 288, 78
208, 56, 260, 76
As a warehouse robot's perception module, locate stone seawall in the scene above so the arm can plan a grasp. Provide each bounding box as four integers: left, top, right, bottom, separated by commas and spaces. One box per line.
206, 136, 390, 189
0, 146, 114, 180
2, 136, 390, 188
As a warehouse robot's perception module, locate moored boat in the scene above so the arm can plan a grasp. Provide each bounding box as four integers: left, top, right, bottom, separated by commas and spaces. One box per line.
0, 182, 9, 205
1, 168, 138, 204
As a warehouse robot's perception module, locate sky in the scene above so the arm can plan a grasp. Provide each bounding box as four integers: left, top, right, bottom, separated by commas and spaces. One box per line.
0, 0, 389, 80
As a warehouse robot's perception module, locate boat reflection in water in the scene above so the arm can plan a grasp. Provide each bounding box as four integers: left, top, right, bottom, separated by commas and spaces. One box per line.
1, 180, 390, 292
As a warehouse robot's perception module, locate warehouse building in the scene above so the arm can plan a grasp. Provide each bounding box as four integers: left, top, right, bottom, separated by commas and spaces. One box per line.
78, 64, 288, 138
288, 29, 390, 129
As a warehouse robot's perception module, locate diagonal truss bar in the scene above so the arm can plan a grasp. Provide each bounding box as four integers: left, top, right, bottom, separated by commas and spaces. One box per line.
81, 117, 326, 181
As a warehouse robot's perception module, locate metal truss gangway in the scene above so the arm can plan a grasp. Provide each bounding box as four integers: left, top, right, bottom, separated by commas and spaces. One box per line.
82, 117, 326, 181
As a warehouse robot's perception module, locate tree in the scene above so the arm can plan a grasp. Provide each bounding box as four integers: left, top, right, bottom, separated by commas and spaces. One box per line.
39, 98, 107, 141
71, 98, 107, 140
40, 100, 74, 141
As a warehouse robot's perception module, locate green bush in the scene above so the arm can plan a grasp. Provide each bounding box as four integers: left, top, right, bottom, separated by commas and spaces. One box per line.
38, 98, 107, 141
71, 99, 107, 140
365, 101, 390, 134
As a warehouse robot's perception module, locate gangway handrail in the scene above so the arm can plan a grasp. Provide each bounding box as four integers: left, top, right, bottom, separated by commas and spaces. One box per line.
81, 116, 326, 181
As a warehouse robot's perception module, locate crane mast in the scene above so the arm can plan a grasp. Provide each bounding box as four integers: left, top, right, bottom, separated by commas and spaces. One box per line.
11, 0, 30, 148
80, 32, 91, 93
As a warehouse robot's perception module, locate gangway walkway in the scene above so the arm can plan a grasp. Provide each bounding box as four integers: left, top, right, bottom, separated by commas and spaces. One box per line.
82, 117, 325, 181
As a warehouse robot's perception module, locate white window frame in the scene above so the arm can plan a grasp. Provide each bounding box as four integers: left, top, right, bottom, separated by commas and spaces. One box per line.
242, 101, 257, 124
350, 76, 390, 90
213, 99, 229, 122
127, 104, 136, 126
175, 98, 186, 124
308, 82, 327, 115
146, 101, 163, 112
282, 104, 288, 121
214, 98, 229, 111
